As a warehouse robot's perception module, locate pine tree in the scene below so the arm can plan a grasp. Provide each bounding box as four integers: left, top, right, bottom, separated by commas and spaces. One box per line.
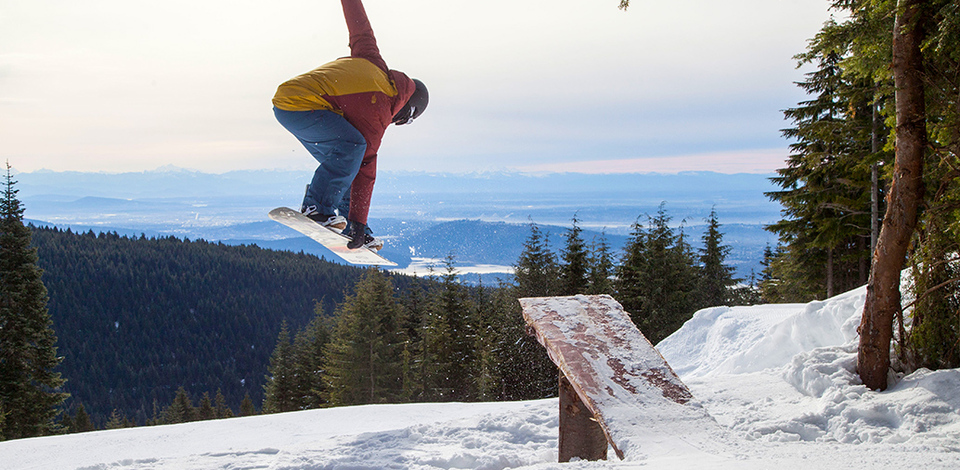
586, 233, 614, 295
697, 208, 738, 308
197, 392, 215, 421
767, 27, 887, 299
0, 163, 68, 440
104, 409, 129, 429
615, 205, 699, 344
324, 269, 402, 405
214, 389, 234, 419
239, 393, 257, 416
558, 215, 590, 295
291, 309, 330, 409
514, 222, 559, 298
262, 322, 297, 413
71, 404, 94, 433
420, 258, 476, 401
486, 282, 556, 401
398, 278, 428, 402
164, 387, 197, 424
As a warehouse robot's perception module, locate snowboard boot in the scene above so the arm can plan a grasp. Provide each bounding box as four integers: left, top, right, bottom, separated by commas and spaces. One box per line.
345, 221, 383, 251
301, 205, 347, 231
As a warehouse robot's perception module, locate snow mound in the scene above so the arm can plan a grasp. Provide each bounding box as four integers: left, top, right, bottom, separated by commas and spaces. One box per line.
658, 286, 865, 378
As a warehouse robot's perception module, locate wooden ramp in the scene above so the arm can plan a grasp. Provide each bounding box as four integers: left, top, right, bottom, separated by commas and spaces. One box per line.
519, 294, 721, 462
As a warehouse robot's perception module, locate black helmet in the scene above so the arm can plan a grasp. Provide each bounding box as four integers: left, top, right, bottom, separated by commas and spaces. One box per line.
392, 79, 428, 125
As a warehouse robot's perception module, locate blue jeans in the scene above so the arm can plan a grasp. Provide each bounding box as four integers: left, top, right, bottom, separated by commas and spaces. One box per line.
273, 108, 366, 219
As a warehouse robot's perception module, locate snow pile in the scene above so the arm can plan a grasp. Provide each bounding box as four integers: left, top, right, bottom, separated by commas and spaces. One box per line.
658, 286, 864, 378
661, 282, 960, 451
4, 283, 960, 469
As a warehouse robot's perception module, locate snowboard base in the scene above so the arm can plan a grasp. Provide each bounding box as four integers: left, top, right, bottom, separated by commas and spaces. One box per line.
268, 207, 396, 266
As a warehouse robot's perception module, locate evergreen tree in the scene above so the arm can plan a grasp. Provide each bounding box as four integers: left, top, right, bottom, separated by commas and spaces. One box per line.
291, 309, 330, 410
214, 389, 234, 419
398, 278, 428, 402
239, 393, 257, 416
471, 282, 499, 401
486, 282, 556, 401
558, 215, 590, 295
104, 409, 129, 429
324, 269, 402, 405
615, 205, 699, 344
164, 387, 197, 424
262, 322, 297, 413
586, 232, 615, 295
420, 258, 476, 401
514, 222, 559, 298
697, 208, 738, 308
71, 404, 94, 433
0, 163, 68, 440
197, 392, 215, 421
767, 38, 885, 299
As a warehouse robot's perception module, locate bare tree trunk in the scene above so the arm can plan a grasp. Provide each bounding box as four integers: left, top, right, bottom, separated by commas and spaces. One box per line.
827, 247, 835, 298
858, 0, 927, 391
871, 99, 881, 255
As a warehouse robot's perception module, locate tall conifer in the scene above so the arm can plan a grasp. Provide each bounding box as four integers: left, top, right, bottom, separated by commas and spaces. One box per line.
324, 269, 402, 405
262, 322, 297, 413
0, 163, 67, 440
514, 222, 559, 298
697, 209, 737, 308
558, 215, 589, 295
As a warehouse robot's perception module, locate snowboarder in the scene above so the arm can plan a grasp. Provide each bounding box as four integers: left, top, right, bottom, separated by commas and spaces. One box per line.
272, 0, 428, 250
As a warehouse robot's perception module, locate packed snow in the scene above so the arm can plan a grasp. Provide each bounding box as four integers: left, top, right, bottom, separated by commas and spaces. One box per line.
5, 282, 960, 469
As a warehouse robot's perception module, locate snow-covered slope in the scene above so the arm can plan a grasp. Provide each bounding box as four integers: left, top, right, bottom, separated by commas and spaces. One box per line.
4, 284, 960, 469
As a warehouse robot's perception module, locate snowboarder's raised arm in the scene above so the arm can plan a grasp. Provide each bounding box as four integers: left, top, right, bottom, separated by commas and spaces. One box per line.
341, 0, 388, 72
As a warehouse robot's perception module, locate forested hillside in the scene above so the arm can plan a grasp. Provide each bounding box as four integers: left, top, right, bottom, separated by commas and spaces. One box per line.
31, 227, 394, 426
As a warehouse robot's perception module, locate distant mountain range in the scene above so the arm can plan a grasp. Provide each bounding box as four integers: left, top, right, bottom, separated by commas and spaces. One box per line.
18, 168, 782, 278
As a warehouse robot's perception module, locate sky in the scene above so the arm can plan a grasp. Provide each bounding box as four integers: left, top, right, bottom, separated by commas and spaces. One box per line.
1, 0, 833, 175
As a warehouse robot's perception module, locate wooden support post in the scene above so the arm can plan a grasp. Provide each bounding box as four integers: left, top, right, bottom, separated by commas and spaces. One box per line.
559, 373, 607, 462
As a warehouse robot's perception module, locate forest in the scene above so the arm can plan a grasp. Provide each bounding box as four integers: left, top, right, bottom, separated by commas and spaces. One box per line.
29, 227, 382, 426
23, 203, 749, 431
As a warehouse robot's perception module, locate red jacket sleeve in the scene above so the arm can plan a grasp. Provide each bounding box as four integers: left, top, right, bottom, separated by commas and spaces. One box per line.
341, 0, 388, 72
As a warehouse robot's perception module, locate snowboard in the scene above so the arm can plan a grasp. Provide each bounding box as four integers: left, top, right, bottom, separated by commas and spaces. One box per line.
268, 207, 396, 266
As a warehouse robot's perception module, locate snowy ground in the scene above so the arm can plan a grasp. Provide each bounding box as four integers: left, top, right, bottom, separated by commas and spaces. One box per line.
4, 283, 960, 469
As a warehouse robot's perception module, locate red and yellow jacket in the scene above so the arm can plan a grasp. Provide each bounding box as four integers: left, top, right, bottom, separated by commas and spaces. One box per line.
273, 0, 415, 225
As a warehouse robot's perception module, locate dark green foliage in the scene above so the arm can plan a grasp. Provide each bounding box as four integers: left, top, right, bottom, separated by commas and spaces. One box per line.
558, 215, 590, 295
197, 392, 215, 421
262, 322, 297, 413
697, 208, 738, 307
615, 204, 700, 344
214, 389, 234, 419
70, 404, 94, 433
324, 269, 403, 405
770, 0, 960, 375
908, 158, 960, 370
514, 223, 559, 298
239, 393, 257, 416
30, 225, 372, 425
0, 165, 68, 440
586, 233, 615, 296
164, 387, 197, 424
104, 409, 133, 429
766, 35, 886, 300
485, 283, 556, 400
291, 312, 330, 409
